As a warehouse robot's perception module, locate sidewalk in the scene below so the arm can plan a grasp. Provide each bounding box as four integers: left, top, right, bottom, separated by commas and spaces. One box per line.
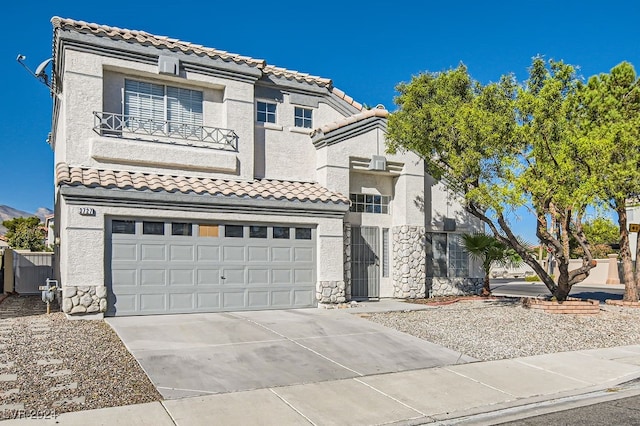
2, 343, 639, 425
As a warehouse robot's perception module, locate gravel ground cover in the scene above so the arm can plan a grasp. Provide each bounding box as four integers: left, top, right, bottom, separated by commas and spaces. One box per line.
365, 298, 640, 361
0, 295, 161, 421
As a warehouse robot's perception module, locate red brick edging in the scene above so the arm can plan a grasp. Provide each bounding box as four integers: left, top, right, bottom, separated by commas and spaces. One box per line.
605, 299, 640, 308
522, 297, 600, 314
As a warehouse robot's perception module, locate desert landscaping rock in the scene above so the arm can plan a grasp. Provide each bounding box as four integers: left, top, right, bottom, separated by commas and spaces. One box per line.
366, 299, 640, 361
0, 295, 161, 420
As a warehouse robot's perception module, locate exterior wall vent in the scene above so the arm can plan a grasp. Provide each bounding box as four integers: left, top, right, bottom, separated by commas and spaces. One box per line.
158, 56, 180, 75
368, 155, 387, 171
443, 218, 457, 231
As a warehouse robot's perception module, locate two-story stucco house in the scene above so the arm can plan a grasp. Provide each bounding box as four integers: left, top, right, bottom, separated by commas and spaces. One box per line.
49, 17, 482, 318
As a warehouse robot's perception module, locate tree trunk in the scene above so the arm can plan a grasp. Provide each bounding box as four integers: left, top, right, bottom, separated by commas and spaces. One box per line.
482, 274, 491, 296
554, 262, 572, 301
618, 207, 639, 302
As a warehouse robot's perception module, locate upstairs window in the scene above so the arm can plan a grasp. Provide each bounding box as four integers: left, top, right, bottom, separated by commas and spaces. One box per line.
124, 79, 203, 137
349, 193, 390, 214
294, 107, 313, 128
257, 101, 277, 123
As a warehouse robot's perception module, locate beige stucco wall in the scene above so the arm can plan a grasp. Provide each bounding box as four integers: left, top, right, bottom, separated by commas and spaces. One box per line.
56, 49, 256, 180
257, 94, 348, 182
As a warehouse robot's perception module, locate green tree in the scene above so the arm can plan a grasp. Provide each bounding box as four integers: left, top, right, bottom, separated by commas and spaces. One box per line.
570, 217, 619, 258
387, 58, 597, 301
2, 217, 45, 251
461, 233, 521, 296
576, 62, 640, 301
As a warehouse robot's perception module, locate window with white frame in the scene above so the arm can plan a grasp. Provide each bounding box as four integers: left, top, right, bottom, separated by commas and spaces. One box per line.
294, 107, 312, 128
427, 233, 469, 278
349, 193, 390, 214
257, 101, 277, 123
124, 79, 203, 137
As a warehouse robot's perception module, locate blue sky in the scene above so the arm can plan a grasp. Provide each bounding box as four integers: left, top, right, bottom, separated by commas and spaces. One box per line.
2, 1, 639, 241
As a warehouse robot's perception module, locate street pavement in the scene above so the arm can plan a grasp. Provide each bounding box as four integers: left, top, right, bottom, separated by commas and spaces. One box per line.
491, 279, 625, 302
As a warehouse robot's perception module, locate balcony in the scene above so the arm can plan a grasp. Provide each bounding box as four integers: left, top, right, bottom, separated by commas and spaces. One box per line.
93, 112, 238, 152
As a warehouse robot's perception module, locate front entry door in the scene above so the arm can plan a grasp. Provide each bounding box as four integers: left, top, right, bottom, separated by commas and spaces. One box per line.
351, 226, 380, 299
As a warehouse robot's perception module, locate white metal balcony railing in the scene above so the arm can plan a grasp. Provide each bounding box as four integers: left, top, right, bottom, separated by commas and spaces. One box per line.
93, 112, 238, 151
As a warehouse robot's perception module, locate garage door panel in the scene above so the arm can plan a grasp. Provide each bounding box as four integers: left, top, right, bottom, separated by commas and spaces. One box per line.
169, 293, 195, 311
197, 292, 221, 309
141, 244, 166, 261
271, 290, 292, 307
170, 245, 194, 261
169, 269, 195, 286
140, 293, 166, 311
248, 269, 269, 285
223, 246, 245, 262
294, 290, 314, 306
248, 246, 269, 262
222, 268, 245, 285
140, 269, 166, 286
294, 247, 313, 262
112, 269, 137, 286
112, 243, 137, 261
197, 245, 220, 261
222, 291, 245, 308
294, 269, 313, 285
248, 291, 269, 307
108, 220, 316, 316
272, 269, 292, 285
197, 269, 220, 285
271, 247, 291, 262
111, 293, 137, 314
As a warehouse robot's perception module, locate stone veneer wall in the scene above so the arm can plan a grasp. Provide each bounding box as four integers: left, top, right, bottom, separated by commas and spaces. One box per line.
428, 277, 483, 297
316, 281, 346, 304
392, 226, 426, 299
62, 285, 108, 315
343, 223, 351, 300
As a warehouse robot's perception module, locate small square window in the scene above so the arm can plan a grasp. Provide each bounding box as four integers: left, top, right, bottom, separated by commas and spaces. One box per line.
112, 220, 135, 234
294, 107, 313, 128
295, 228, 312, 240
225, 225, 244, 238
273, 227, 290, 239
172, 223, 192, 236
250, 226, 267, 238
199, 224, 219, 237
349, 193, 390, 214
257, 101, 276, 123
143, 221, 164, 235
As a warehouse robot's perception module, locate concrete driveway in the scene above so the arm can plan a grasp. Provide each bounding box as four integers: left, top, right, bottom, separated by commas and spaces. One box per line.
107, 308, 475, 399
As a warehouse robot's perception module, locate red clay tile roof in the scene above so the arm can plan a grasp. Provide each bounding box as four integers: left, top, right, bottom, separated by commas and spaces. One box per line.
55, 163, 349, 204
311, 105, 388, 137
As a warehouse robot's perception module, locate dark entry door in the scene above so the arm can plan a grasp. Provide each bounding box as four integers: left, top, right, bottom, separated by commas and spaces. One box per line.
351, 226, 380, 299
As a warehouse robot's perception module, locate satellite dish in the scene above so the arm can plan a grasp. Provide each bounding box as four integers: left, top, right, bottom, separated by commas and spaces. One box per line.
35, 58, 53, 79
16, 54, 53, 90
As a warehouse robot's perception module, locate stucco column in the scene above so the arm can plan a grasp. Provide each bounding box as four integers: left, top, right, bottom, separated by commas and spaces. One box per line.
606, 253, 621, 285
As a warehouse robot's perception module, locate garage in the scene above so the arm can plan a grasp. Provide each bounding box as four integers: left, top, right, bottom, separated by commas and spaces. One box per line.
106, 218, 316, 316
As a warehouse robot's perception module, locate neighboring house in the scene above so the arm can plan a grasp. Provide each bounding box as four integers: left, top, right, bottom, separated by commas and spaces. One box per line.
49, 17, 482, 318
0, 235, 8, 249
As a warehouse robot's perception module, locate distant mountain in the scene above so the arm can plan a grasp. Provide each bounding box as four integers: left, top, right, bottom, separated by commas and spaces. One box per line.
0, 205, 53, 235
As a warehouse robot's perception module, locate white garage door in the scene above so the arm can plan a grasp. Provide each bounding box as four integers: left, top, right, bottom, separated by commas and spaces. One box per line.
106, 219, 316, 316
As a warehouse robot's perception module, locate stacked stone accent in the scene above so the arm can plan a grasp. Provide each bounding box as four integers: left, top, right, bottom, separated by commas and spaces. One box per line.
392, 226, 426, 299
343, 223, 352, 300
428, 277, 483, 297
62, 286, 107, 315
316, 281, 346, 304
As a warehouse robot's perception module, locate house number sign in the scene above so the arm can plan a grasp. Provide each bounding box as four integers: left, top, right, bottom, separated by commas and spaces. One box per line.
79, 207, 96, 216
